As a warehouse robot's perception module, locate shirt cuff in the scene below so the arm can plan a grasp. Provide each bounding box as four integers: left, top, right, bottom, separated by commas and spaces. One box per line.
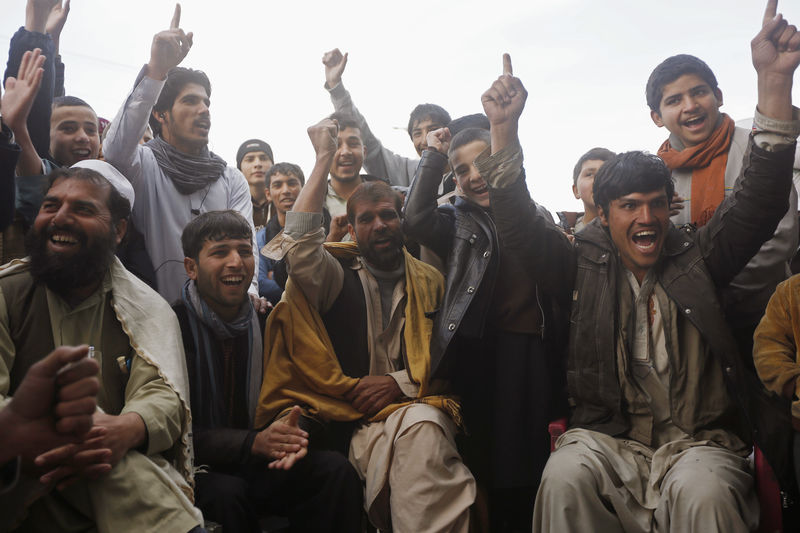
752, 106, 800, 152
284, 211, 324, 239
326, 81, 345, 96
474, 141, 525, 189
388, 370, 420, 399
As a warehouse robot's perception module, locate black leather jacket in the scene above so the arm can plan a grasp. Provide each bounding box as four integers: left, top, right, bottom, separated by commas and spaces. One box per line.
403, 149, 573, 377
526, 138, 795, 489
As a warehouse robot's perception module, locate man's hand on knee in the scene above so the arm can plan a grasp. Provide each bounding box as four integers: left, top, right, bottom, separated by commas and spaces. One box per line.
91, 412, 147, 467
345, 376, 403, 416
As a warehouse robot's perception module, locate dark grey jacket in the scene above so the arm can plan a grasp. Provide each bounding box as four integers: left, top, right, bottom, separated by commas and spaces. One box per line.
527, 138, 794, 489
403, 149, 573, 377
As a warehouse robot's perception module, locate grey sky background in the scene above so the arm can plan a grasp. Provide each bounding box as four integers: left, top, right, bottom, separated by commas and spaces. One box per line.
2, 0, 797, 213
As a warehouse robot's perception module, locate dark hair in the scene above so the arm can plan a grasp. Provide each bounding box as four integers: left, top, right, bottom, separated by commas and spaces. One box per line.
181, 210, 252, 260
407, 104, 451, 138
150, 67, 212, 135
329, 112, 362, 133
448, 114, 489, 137
593, 151, 674, 215
346, 181, 403, 226
46, 167, 130, 225
646, 54, 718, 113
265, 162, 305, 188
572, 147, 616, 186
53, 95, 95, 112
448, 128, 491, 158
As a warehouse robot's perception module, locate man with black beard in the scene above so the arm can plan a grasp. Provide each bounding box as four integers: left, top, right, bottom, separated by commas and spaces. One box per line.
0, 166, 205, 533
256, 118, 475, 532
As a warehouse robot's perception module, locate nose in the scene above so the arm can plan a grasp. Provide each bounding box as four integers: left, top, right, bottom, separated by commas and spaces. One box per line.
52, 203, 72, 226
639, 204, 656, 224
74, 127, 90, 144
226, 251, 244, 269
682, 96, 700, 113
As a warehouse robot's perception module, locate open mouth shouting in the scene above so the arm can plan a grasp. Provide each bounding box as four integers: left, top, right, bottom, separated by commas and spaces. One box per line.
631, 230, 658, 253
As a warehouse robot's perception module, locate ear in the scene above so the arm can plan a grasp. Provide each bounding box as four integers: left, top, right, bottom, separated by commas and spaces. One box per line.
572, 183, 580, 200
264, 187, 272, 204
714, 87, 723, 107
184, 257, 198, 279
114, 218, 128, 245
152, 109, 169, 127
597, 205, 609, 227
348, 223, 356, 242
650, 109, 664, 128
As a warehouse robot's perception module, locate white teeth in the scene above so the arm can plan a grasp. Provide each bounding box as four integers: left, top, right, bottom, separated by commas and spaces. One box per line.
221, 276, 243, 283
52, 234, 77, 243
634, 231, 656, 237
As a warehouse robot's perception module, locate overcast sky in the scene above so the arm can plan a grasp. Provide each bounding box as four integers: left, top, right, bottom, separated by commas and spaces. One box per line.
2, 0, 798, 213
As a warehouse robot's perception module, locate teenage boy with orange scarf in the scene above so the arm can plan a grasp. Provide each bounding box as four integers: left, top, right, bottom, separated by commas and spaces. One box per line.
647, 53, 799, 358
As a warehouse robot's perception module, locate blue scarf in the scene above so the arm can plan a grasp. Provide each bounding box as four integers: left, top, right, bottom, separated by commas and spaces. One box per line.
181, 280, 262, 428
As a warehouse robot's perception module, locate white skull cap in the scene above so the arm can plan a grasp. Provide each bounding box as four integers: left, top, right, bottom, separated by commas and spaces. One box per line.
70, 159, 135, 209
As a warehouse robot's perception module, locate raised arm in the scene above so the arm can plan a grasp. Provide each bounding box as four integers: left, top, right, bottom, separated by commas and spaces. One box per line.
323, 49, 418, 186
268, 118, 345, 312
402, 127, 456, 261
477, 54, 575, 294
698, 0, 800, 286
102, 4, 193, 181
3, 49, 46, 177
3, 0, 61, 160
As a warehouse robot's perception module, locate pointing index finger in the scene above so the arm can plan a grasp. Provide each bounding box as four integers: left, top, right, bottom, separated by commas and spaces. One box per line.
503, 53, 513, 76
171, 3, 181, 30
764, 0, 778, 27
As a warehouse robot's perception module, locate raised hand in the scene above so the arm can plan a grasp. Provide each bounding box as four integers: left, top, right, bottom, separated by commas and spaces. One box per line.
426, 127, 451, 155
2, 49, 46, 135
26, 0, 60, 34
307, 117, 339, 160
753, 1, 800, 76
753, 0, 800, 120
481, 54, 528, 127
326, 214, 350, 242
322, 48, 348, 88
45, 0, 70, 51
147, 3, 194, 81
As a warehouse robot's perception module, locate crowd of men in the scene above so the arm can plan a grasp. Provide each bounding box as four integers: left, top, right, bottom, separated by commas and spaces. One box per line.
3, 0, 800, 532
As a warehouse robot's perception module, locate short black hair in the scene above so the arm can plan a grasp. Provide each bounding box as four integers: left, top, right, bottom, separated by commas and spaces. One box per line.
572, 147, 616, 186
448, 114, 489, 137
150, 67, 212, 135
181, 210, 252, 260
46, 167, 130, 226
646, 54, 718, 114
265, 162, 305, 188
346, 181, 403, 226
407, 104, 451, 138
593, 151, 674, 215
53, 95, 95, 112
329, 112, 361, 133
448, 127, 491, 159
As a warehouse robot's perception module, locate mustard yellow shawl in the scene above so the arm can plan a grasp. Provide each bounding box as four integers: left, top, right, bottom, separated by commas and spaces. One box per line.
255, 242, 460, 428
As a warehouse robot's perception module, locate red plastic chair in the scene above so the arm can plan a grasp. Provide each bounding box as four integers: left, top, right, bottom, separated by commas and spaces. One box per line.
755, 445, 783, 533
546, 421, 783, 532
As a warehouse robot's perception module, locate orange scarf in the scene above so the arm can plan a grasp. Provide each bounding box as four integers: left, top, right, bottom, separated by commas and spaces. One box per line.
658, 114, 735, 227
